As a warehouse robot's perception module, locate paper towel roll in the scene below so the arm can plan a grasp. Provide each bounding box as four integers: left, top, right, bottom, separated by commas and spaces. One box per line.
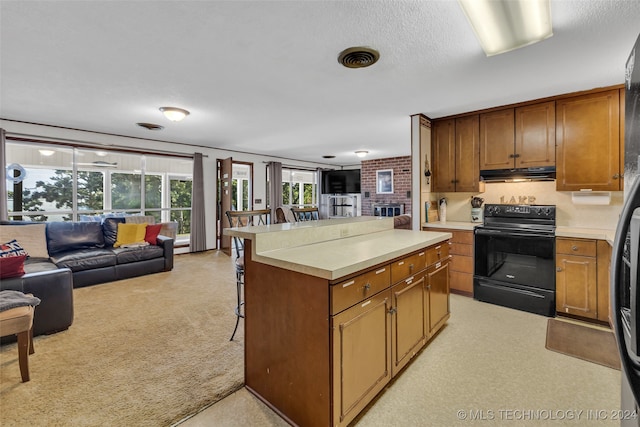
571, 191, 611, 205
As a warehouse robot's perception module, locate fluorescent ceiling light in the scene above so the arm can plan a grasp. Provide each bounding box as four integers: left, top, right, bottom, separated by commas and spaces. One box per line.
355, 150, 368, 158
458, 0, 552, 56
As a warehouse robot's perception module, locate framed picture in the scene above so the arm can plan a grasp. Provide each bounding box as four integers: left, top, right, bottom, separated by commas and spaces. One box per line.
376, 169, 394, 194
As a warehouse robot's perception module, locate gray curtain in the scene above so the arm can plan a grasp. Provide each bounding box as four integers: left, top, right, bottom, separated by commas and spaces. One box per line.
267, 161, 283, 221
0, 129, 7, 221
190, 152, 207, 252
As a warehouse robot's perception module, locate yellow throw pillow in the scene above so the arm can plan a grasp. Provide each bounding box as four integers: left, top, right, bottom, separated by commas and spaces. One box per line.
114, 223, 147, 248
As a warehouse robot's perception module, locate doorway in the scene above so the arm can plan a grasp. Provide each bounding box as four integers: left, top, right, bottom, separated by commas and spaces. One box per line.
217, 158, 254, 254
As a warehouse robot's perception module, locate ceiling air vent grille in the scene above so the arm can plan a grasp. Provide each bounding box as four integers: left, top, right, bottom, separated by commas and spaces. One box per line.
338, 47, 380, 69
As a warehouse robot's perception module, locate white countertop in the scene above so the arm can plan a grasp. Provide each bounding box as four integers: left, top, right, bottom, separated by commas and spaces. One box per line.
225, 217, 452, 280
421, 221, 478, 231
555, 227, 615, 245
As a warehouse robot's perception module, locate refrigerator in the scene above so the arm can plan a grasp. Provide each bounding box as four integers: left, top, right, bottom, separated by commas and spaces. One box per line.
612, 32, 640, 426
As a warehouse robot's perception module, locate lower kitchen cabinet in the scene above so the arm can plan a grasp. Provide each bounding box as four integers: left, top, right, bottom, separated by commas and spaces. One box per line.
427, 260, 451, 336
391, 272, 426, 376
556, 237, 610, 322
332, 289, 392, 426
423, 227, 473, 295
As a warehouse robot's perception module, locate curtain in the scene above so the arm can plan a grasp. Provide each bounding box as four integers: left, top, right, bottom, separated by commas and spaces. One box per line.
267, 161, 282, 221
0, 129, 7, 221
190, 152, 207, 252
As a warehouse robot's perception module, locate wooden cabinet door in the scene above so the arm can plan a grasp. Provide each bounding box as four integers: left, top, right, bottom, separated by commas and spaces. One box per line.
556, 90, 621, 191
556, 254, 598, 319
480, 108, 515, 170
391, 273, 426, 377
515, 101, 555, 168
332, 290, 392, 427
431, 119, 456, 192
426, 261, 450, 336
455, 115, 481, 192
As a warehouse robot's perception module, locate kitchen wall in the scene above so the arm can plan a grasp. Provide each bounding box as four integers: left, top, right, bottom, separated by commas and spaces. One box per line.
431, 181, 622, 230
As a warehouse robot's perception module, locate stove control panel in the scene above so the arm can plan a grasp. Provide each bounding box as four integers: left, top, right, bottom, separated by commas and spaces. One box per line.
484, 204, 556, 220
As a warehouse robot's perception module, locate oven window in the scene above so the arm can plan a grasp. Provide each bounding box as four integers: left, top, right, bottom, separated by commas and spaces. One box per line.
474, 232, 555, 290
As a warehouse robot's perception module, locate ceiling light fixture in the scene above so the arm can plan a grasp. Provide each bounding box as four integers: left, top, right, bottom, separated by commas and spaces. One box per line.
159, 107, 190, 122
458, 0, 552, 56
38, 149, 55, 156
355, 151, 369, 158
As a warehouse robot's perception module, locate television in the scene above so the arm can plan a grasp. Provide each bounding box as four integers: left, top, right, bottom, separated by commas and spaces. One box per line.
322, 169, 361, 194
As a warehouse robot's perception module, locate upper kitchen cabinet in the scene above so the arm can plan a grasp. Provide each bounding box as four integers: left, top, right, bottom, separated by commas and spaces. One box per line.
556, 89, 622, 191
479, 102, 555, 170
432, 116, 483, 193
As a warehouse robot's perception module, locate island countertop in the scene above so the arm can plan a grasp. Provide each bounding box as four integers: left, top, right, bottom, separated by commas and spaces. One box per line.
225, 217, 452, 280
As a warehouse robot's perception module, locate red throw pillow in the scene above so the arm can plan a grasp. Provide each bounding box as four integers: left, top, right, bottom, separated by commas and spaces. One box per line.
144, 224, 163, 245
0, 254, 27, 279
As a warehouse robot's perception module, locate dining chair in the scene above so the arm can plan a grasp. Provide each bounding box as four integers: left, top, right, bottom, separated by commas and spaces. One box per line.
290, 206, 319, 222
275, 207, 288, 224
225, 209, 271, 341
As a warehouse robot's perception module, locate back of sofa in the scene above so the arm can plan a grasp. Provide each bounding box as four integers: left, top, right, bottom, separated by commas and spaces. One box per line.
47, 222, 105, 255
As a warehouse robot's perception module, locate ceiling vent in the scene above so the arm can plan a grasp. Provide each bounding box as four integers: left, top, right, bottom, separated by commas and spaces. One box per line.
137, 122, 164, 131
338, 47, 380, 69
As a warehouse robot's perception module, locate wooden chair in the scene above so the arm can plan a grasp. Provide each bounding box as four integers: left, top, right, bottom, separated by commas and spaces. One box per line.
275, 207, 288, 224
290, 206, 319, 222
0, 297, 36, 382
225, 209, 271, 341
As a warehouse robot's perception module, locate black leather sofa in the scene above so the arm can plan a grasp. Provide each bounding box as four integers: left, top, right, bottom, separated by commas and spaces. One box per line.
0, 219, 174, 339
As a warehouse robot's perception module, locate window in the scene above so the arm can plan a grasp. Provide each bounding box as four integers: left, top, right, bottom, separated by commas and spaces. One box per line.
281, 168, 317, 207
5, 142, 193, 243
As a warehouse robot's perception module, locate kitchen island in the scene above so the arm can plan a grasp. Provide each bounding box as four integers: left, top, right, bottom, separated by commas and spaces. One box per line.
225, 217, 452, 427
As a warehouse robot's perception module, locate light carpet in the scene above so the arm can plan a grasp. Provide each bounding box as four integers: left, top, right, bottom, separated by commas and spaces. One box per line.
0, 251, 244, 426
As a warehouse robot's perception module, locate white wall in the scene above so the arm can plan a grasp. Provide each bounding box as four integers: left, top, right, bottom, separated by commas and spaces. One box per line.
1, 120, 333, 250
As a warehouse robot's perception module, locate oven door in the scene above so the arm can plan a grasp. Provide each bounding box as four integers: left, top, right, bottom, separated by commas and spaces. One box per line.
474, 227, 556, 291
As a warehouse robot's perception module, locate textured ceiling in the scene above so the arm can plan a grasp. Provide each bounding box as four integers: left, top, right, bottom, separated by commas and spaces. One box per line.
1, 0, 639, 166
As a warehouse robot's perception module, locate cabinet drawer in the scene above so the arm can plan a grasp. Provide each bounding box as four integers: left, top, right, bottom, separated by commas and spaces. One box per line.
331, 266, 391, 314
451, 230, 474, 245
556, 238, 597, 257
391, 252, 424, 284
450, 254, 473, 274
426, 243, 450, 268
450, 243, 473, 257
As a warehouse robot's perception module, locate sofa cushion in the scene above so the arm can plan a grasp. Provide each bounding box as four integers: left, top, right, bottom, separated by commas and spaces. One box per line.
50, 248, 116, 272
0, 255, 26, 279
23, 258, 60, 274
102, 217, 126, 247
114, 223, 147, 248
113, 245, 164, 265
47, 222, 105, 255
0, 223, 49, 259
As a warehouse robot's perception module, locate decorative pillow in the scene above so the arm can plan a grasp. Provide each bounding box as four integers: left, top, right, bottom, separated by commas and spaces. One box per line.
0, 223, 49, 258
102, 217, 126, 247
114, 223, 147, 248
0, 255, 27, 279
0, 239, 28, 258
144, 224, 163, 245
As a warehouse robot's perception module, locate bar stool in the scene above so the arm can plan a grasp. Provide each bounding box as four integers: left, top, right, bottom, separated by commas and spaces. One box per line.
0, 302, 36, 382
225, 209, 271, 341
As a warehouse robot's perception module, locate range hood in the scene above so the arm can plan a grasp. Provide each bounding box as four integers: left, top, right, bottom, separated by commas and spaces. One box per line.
480, 166, 556, 183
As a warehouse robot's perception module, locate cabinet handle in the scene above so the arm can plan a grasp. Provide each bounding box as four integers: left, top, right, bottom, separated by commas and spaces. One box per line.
388, 307, 397, 315
409, 264, 414, 271
556, 267, 562, 272
571, 245, 578, 251
613, 174, 620, 179
363, 283, 371, 291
